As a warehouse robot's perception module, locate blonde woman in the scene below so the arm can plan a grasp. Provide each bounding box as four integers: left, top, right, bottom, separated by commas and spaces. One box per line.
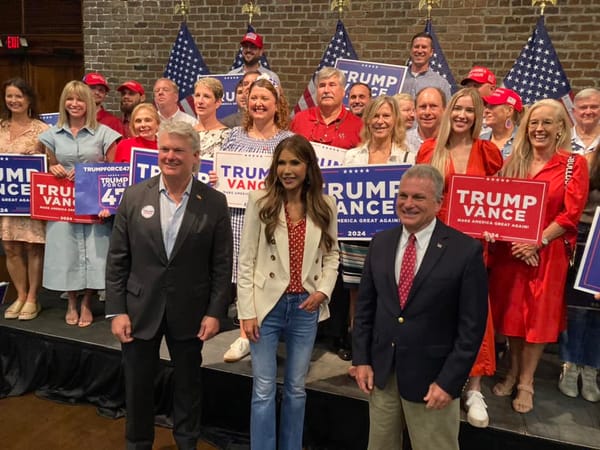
488, 99, 588, 414
193, 77, 231, 158
39, 80, 120, 327
416, 88, 502, 428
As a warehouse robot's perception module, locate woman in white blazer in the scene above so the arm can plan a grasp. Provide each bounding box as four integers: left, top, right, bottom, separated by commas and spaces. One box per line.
237, 134, 339, 450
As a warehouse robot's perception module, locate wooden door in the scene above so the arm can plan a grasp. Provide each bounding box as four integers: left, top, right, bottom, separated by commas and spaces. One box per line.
26, 56, 83, 113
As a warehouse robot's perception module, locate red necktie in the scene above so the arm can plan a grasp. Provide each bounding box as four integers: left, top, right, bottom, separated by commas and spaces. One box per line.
398, 234, 417, 309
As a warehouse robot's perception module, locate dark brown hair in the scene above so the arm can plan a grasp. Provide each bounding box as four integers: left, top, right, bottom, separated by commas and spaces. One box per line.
258, 135, 335, 252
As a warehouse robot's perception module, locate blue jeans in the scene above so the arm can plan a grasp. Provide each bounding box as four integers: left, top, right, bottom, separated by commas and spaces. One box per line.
559, 222, 600, 368
559, 307, 600, 368
249, 292, 318, 450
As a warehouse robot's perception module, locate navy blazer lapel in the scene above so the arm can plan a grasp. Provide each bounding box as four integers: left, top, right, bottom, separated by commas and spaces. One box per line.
406, 220, 448, 305
386, 226, 403, 308
169, 179, 203, 260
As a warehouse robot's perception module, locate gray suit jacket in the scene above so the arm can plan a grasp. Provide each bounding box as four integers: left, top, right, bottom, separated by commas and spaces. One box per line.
105, 175, 233, 340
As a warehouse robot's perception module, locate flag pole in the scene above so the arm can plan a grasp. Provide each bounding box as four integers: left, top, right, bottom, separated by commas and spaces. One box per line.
242, 1, 261, 25
174, 0, 190, 23
418, 0, 441, 21
532, 0, 557, 16
330, 0, 350, 19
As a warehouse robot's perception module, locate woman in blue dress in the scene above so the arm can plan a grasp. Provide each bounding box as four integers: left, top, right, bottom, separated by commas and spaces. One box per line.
39, 80, 120, 327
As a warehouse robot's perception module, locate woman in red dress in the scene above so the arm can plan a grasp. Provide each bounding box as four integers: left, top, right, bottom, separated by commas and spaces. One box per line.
416, 87, 503, 428
488, 99, 589, 414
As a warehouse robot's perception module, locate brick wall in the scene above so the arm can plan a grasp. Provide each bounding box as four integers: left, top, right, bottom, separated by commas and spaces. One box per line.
82, 0, 600, 114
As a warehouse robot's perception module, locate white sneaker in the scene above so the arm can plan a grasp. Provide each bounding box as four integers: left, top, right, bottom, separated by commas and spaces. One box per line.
464, 390, 489, 428
223, 337, 250, 363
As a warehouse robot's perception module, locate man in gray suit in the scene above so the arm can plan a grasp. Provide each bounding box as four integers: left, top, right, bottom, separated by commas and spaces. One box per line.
105, 121, 233, 450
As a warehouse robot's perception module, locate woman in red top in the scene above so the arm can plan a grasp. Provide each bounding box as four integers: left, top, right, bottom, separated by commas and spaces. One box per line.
488, 99, 589, 414
112, 103, 159, 163
416, 87, 503, 428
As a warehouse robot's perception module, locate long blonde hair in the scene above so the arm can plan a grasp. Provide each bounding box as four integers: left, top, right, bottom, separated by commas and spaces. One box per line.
430, 88, 483, 182
57, 80, 98, 129
359, 95, 407, 150
501, 99, 571, 179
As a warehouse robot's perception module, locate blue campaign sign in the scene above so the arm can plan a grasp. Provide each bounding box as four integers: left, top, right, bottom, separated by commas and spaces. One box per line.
322, 164, 411, 240
334, 59, 408, 106
0, 154, 47, 216
575, 207, 600, 296
74, 163, 130, 215
200, 74, 243, 120
40, 113, 59, 126
129, 148, 160, 185
129, 147, 213, 186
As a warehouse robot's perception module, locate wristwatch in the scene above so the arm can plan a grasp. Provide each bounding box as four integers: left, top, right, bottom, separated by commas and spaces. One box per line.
541, 237, 549, 247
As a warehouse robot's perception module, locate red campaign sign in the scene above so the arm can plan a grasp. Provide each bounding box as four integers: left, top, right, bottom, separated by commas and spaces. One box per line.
446, 175, 548, 245
30, 173, 100, 224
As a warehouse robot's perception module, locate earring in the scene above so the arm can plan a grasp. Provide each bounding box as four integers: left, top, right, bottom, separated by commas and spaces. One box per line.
556, 132, 562, 141
505, 119, 512, 129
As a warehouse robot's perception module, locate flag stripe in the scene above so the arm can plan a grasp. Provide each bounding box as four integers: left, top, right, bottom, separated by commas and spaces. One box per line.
293, 20, 358, 114
163, 22, 211, 113
503, 16, 573, 121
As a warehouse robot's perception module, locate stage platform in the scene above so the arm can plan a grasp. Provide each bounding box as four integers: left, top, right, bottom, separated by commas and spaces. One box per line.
0, 290, 598, 450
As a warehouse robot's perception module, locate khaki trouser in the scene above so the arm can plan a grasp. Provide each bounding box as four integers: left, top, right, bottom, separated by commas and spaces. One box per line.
367, 375, 460, 450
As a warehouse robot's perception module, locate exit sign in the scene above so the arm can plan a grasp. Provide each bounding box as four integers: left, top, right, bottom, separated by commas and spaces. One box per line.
6, 36, 21, 49
3, 35, 27, 51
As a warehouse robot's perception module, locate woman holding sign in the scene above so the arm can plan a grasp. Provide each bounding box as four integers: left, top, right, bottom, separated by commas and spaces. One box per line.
39, 80, 120, 327
0, 78, 48, 321
340, 95, 414, 373
219, 76, 294, 363
193, 77, 231, 158
557, 141, 600, 402
488, 99, 588, 414
113, 103, 159, 163
416, 87, 502, 428
237, 135, 339, 450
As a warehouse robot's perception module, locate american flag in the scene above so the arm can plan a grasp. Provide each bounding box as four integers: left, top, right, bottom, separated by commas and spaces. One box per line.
230, 24, 272, 71
293, 20, 358, 114
424, 19, 457, 94
503, 16, 574, 117
163, 22, 211, 117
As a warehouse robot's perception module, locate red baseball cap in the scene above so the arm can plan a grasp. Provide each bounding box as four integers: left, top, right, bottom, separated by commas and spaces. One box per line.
483, 87, 523, 112
461, 66, 496, 86
241, 32, 264, 49
117, 80, 145, 96
83, 73, 110, 91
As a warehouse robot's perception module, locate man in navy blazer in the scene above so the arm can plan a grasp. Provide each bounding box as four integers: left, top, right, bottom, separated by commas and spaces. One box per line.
353, 164, 487, 450
105, 121, 233, 450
